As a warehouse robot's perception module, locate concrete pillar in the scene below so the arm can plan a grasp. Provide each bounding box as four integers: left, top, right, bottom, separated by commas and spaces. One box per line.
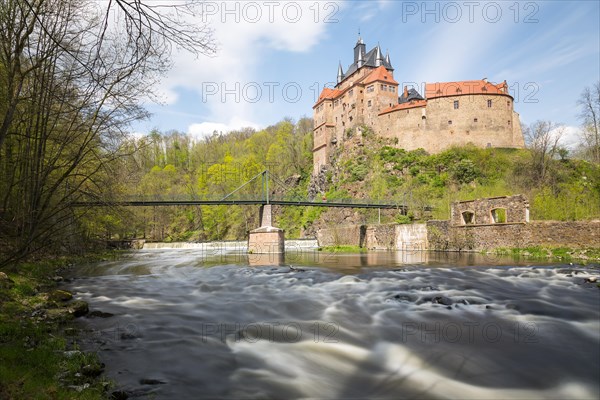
248, 204, 285, 255
259, 204, 273, 227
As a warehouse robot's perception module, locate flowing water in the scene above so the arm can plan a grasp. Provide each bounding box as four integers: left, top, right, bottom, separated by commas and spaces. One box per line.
69, 247, 600, 399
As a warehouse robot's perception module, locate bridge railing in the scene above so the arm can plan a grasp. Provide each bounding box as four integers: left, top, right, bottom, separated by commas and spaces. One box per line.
95, 194, 404, 207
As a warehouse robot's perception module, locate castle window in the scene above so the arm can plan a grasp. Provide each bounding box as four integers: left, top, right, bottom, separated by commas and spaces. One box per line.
507, 120, 511, 125
474, 118, 478, 123
448, 120, 452, 125
367, 85, 374, 93
368, 100, 372, 107
334, 99, 338, 107
462, 211, 474, 225
507, 100, 510, 108
454, 100, 459, 109
381, 84, 386, 91
487, 100, 492, 108
349, 89, 353, 96
389, 86, 395, 93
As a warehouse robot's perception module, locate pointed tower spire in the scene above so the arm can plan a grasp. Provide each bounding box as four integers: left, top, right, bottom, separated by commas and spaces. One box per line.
385, 49, 391, 65
375, 44, 383, 67
337, 61, 344, 84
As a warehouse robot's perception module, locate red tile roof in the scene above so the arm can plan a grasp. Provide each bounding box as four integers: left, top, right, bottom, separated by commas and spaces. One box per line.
379, 100, 427, 115
363, 66, 399, 85
425, 80, 510, 99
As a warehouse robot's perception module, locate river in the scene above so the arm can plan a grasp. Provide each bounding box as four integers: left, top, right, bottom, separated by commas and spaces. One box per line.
69, 246, 600, 399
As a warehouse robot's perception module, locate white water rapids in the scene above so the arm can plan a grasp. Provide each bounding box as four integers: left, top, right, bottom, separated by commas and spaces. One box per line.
69, 248, 600, 399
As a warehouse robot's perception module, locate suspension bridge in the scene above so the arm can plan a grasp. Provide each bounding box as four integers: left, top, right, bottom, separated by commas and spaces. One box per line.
73, 170, 418, 254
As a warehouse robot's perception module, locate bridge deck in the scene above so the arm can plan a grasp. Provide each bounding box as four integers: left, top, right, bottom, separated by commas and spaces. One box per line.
72, 199, 405, 209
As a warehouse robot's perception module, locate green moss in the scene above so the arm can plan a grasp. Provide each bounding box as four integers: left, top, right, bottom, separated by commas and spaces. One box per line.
491, 246, 600, 262
318, 245, 366, 253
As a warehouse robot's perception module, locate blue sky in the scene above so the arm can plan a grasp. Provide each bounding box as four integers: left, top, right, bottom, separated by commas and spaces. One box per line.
134, 0, 600, 146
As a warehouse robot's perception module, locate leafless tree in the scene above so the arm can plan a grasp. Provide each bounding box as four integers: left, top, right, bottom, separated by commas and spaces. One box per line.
0, 0, 215, 266
524, 120, 565, 183
577, 82, 600, 164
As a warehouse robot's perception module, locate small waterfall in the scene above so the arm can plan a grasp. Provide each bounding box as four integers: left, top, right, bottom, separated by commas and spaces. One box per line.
142, 239, 318, 251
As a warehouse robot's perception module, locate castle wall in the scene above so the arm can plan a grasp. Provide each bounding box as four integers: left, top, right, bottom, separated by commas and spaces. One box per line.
427, 220, 600, 251
371, 93, 522, 153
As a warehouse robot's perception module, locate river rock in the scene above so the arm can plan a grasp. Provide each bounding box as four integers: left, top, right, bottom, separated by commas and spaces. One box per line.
69, 300, 89, 317
0, 271, 14, 289
87, 310, 114, 318
49, 289, 73, 302
111, 391, 129, 400
81, 363, 105, 377
584, 276, 597, 283
432, 296, 453, 306
139, 378, 166, 385
46, 308, 75, 322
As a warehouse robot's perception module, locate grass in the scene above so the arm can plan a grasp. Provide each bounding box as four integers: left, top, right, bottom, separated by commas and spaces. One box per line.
318, 245, 366, 253
491, 246, 600, 262
0, 257, 115, 399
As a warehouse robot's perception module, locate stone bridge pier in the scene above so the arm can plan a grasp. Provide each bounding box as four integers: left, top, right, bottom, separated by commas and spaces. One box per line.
248, 204, 285, 254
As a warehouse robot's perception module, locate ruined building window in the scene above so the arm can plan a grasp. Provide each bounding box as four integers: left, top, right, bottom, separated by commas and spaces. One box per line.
487, 99, 492, 108
368, 100, 372, 107
454, 100, 459, 109
462, 211, 474, 225
491, 208, 507, 223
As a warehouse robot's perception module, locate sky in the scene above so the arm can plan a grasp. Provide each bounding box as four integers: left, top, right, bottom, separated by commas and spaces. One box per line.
132, 0, 600, 147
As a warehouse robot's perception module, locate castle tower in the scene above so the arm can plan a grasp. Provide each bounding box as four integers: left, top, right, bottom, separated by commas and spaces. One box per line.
354, 35, 366, 67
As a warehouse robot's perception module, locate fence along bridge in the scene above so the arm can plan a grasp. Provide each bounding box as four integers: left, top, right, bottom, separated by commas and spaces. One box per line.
73, 170, 409, 254
73, 170, 405, 210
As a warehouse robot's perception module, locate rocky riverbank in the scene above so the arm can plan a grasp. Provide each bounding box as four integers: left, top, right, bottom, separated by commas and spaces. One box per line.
0, 257, 117, 399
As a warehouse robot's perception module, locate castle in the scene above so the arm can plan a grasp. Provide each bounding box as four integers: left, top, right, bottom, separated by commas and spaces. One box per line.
312, 36, 525, 174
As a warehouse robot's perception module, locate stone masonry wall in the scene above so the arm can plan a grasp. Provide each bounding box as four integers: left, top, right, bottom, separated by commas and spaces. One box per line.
451, 194, 529, 225
427, 220, 600, 251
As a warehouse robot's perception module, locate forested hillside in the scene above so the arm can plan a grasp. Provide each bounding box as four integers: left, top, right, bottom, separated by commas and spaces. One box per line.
70, 121, 600, 244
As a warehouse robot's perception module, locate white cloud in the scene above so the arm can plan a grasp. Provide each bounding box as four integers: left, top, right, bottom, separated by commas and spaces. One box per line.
555, 125, 581, 149
187, 117, 262, 140
153, 1, 339, 127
